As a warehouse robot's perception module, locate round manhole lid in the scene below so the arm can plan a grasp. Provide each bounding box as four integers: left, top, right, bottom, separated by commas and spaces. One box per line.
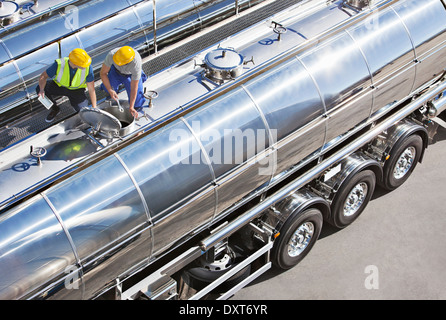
79, 107, 121, 135
204, 48, 244, 71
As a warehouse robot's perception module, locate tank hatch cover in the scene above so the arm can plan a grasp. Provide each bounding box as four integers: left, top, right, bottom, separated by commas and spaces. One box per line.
79, 107, 121, 136
204, 48, 244, 70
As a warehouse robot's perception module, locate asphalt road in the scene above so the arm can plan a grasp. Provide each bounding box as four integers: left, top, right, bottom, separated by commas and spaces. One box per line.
232, 124, 446, 300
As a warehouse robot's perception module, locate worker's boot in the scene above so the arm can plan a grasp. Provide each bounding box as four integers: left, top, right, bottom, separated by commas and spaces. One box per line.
45, 105, 60, 123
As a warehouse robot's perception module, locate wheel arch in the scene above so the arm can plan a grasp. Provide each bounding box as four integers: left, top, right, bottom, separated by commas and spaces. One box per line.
387, 120, 429, 164
267, 188, 330, 233
396, 126, 429, 164
337, 156, 383, 189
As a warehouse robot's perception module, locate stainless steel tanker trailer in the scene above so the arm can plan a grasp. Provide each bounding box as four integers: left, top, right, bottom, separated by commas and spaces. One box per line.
1, 0, 446, 300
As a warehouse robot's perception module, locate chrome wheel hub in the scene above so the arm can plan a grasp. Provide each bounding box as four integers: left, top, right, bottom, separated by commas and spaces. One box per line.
343, 182, 368, 217
393, 146, 416, 179
287, 222, 314, 257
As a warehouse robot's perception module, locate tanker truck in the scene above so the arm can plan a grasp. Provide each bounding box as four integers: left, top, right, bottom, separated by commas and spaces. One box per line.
0, 0, 446, 300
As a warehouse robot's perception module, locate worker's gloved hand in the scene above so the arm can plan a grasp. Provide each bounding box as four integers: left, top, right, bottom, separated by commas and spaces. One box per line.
129, 106, 138, 118
38, 90, 45, 98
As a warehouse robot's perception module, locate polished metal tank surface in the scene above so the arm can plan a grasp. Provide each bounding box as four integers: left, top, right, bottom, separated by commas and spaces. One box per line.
0, 0, 445, 299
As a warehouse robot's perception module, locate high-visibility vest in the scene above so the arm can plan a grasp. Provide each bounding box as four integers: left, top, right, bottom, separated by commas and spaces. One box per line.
53, 57, 89, 90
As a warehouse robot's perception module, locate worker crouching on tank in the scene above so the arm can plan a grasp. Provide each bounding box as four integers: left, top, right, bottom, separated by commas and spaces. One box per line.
99, 46, 148, 119
37, 48, 97, 123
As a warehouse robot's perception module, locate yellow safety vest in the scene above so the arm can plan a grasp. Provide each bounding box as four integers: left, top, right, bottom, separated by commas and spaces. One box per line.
54, 57, 89, 90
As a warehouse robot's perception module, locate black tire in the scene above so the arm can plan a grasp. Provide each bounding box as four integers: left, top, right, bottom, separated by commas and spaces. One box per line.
180, 246, 251, 293
330, 170, 376, 229
271, 208, 323, 270
380, 134, 423, 191
184, 264, 251, 292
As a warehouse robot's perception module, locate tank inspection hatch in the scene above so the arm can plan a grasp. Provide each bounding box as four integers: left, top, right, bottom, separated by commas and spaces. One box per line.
197, 47, 254, 84
79, 101, 136, 140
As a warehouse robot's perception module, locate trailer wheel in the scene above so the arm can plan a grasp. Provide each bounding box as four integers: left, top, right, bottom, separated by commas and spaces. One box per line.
271, 208, 323, 270
381, 134, 423, 191
330, 170, 376, 229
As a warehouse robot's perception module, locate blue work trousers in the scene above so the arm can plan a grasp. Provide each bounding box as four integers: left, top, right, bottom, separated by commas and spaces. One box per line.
101, 65, 147, 109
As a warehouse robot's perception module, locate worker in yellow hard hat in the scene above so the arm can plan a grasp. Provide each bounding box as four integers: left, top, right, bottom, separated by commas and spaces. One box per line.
37, 48, 97, 122
100, 46, 148, 118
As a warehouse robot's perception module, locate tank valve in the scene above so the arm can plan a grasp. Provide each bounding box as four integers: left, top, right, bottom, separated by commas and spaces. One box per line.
271, 21, 287, 41
137, 110, 149, 122
30, 145, 47, 166
144, 89, 158, 108
244, 56, 255, 66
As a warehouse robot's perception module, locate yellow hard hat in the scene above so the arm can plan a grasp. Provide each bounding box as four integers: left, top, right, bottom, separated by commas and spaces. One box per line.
113, 46, 135, 66
69, 48, 92, 68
